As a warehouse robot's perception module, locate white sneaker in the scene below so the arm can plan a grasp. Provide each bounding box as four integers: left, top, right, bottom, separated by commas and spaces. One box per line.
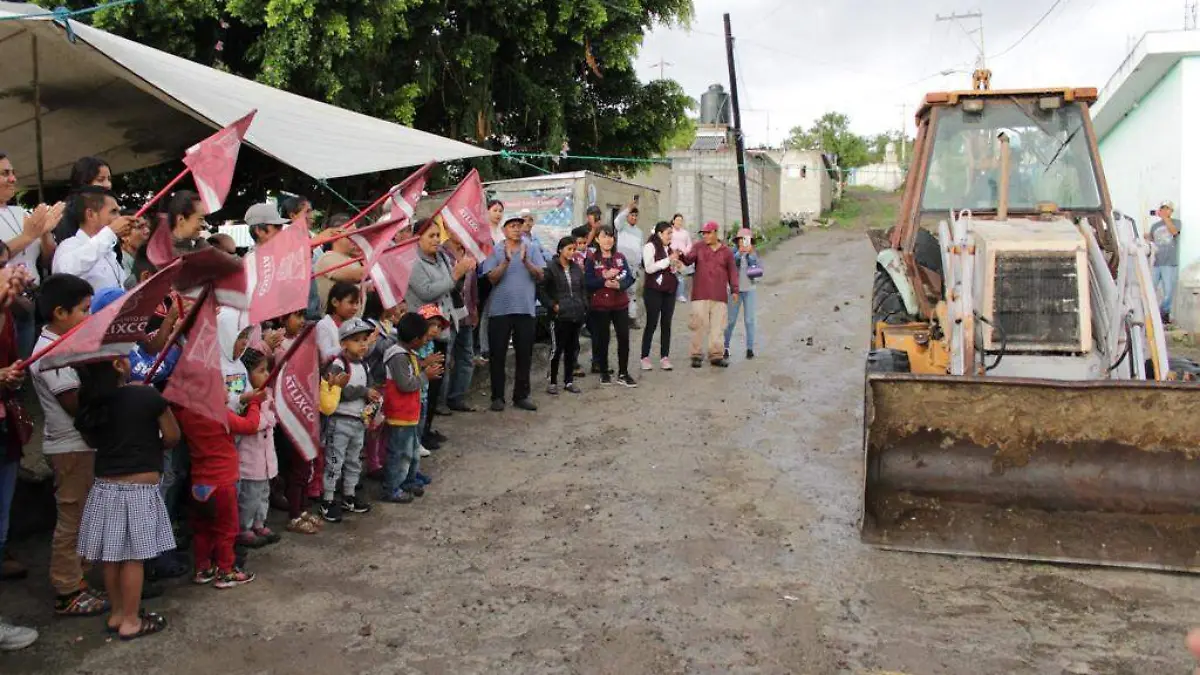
640, 357, 653, 371
0, 620, 38, 651
419, 445, 431, 458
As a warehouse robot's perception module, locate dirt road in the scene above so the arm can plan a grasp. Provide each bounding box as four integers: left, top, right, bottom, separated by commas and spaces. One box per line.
6, 228, 1200, 674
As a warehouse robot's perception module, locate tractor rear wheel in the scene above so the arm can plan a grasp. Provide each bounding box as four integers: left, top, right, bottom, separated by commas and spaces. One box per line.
872, 266, 913, 327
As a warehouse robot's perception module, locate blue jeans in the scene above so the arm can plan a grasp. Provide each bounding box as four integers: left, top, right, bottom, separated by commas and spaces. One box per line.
724, 290, 757, 351
446, 327, 476, 405
383, 425, 420, 496
0, 459, 18, 562
1154, 265, 1178, 316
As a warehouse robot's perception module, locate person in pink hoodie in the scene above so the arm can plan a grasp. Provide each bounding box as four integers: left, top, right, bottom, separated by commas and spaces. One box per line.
234, 347, 279, 548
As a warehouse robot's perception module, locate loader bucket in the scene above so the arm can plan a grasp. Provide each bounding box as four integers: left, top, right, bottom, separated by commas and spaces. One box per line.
861, 373, 1200, 572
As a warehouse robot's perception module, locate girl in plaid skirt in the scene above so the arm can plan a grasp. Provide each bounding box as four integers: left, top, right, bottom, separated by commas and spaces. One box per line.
74, 356, 181, 641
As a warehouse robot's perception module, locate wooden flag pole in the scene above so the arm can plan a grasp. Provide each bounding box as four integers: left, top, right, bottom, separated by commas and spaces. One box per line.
142, 288, 209, 384
133, 167, 192, 219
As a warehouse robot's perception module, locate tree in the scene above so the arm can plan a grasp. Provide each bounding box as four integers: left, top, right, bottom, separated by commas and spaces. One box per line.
61, 0, 696, 211
665, 116, 698, 150
785, 112, 871, 169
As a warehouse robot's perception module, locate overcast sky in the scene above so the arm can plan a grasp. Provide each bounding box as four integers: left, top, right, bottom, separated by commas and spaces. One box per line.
635, 0, 1184, 146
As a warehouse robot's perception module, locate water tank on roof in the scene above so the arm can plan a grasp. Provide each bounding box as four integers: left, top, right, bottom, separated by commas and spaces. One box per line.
699, 84, 731, 125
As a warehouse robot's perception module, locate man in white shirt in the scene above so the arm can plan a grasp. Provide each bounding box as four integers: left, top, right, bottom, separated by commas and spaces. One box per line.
52, 186, 134, 291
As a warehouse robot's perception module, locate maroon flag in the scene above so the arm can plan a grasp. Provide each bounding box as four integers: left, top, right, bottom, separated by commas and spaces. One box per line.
348, 215, 406, 275
184, 110, 257, 213
378, 161, 433, 225
367, 238, 420, 309
247, 218, 312, 323
163, 293, 227, 428
35, 260, 183, 369
435, 169, 492, 262
270, 324, 320, 460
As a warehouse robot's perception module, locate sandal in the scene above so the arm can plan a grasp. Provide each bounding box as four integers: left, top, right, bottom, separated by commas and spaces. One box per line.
106, 608, 150, 634
288, 517, 319, 535
55, 587, 110, 617
302, 512, 325, 529
118, 612, 167, 641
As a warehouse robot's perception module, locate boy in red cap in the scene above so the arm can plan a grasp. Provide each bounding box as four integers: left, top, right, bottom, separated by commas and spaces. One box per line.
415, 305, 449, 454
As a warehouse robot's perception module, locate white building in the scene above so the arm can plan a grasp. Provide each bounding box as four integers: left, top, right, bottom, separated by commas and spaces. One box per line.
1092, 30, 1200, 324
762, 148, 836, 218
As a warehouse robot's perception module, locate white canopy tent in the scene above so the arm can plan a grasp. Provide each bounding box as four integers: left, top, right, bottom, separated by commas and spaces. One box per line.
0, 2, 494, 190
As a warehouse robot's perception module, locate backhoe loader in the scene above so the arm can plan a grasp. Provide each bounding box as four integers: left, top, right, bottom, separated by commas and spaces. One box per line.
861, 76, 1200, 572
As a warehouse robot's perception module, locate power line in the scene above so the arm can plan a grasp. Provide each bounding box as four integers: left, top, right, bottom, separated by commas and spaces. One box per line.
989, 0, 1068, 60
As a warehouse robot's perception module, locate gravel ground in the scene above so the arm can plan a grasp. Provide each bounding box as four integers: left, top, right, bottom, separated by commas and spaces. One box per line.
4, 227, 1200, 675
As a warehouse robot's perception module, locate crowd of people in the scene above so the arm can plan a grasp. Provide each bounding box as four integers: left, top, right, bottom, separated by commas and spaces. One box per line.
0, 152, 762, 650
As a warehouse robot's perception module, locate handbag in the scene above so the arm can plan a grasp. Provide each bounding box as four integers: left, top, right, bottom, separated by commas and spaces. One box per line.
3, 395, 33, 446
746, 263, 764, 280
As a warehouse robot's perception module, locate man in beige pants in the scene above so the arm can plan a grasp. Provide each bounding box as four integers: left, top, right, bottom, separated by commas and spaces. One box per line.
680, 221, 739, 368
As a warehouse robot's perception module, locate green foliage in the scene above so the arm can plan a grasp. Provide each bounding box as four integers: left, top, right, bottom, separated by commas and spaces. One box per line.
60, 0, 695, 210
786, 113, 913, 171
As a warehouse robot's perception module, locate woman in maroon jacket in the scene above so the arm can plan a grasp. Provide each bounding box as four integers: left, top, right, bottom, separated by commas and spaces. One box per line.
584, 227, 638, 388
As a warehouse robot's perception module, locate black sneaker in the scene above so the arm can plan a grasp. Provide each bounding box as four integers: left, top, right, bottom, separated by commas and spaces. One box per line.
430, 429, 448, 443
490, 398, 505, 412
342, 495, 372, 514
422, 434, 442, 451
747, 349, 755, 359
691, 357, 703, 368
710, 358, 731, 368
600, 372, 613, 385
514, 398, 538, 411
319, 499, 343, 523
616, 373, 638, 388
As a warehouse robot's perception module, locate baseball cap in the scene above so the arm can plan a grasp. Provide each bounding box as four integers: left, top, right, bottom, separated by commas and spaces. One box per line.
244, 202, 289, 227
737, 227, 753, 240
338, 318, 374, 341
701, 221, 720, 233
90, 287, 125, 313
519, 208, 532, 217
586, 205, 603, 218
1160, 200, 1176, 211
418, 303, 449, 325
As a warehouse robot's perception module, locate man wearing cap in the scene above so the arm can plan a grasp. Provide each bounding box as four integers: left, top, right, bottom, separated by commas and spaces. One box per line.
478, 216, 546, 411
245, 202, 289, 247
1148, 200, 1182, 323
679, 221, 738, 368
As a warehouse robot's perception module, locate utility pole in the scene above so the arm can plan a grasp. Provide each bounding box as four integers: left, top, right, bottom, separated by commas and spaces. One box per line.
936, 10, 985, 69
897, 103, 908, 164
649, 57, 674, 80
724, 13, 752, 232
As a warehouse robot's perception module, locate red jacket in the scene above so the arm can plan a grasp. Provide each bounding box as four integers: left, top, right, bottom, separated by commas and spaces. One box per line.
175, 401, 261, 486
681, 243, 738, 302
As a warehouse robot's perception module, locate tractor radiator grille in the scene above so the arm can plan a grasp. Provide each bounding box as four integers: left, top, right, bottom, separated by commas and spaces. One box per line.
992, 253, 1080, 349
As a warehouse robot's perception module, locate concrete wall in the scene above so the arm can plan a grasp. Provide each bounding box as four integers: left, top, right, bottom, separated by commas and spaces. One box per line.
849, 163, 905, 192
766, 149, 833, 217
1099, 60, 1183, 240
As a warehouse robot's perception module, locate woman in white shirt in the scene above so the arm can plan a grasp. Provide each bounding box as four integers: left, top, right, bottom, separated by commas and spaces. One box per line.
639, 222, 682, 371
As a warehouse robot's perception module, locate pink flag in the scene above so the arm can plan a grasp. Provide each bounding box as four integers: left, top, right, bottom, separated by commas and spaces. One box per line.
378, 161, 433, 225
270, 324, 320, 460
36, 260, 183, 369
146, 214, 175, 269
367, 238, 421, 309
184, 110, 257, 213
349, 216, 406, 274
435, 169, 492, 262
163, 293, 227, 428
247, 218, 313, 323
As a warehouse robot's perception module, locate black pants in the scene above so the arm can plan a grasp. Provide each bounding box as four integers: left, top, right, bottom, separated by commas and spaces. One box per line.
550, 320, 582, 385
641, 288, 677, 359
423, 339, 449, 435
487, 314, 536, 402
590, 309, 631, 376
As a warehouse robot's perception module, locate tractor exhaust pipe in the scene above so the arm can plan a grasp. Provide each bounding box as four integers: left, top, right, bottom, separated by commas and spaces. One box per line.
997, 132, 1011, 220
